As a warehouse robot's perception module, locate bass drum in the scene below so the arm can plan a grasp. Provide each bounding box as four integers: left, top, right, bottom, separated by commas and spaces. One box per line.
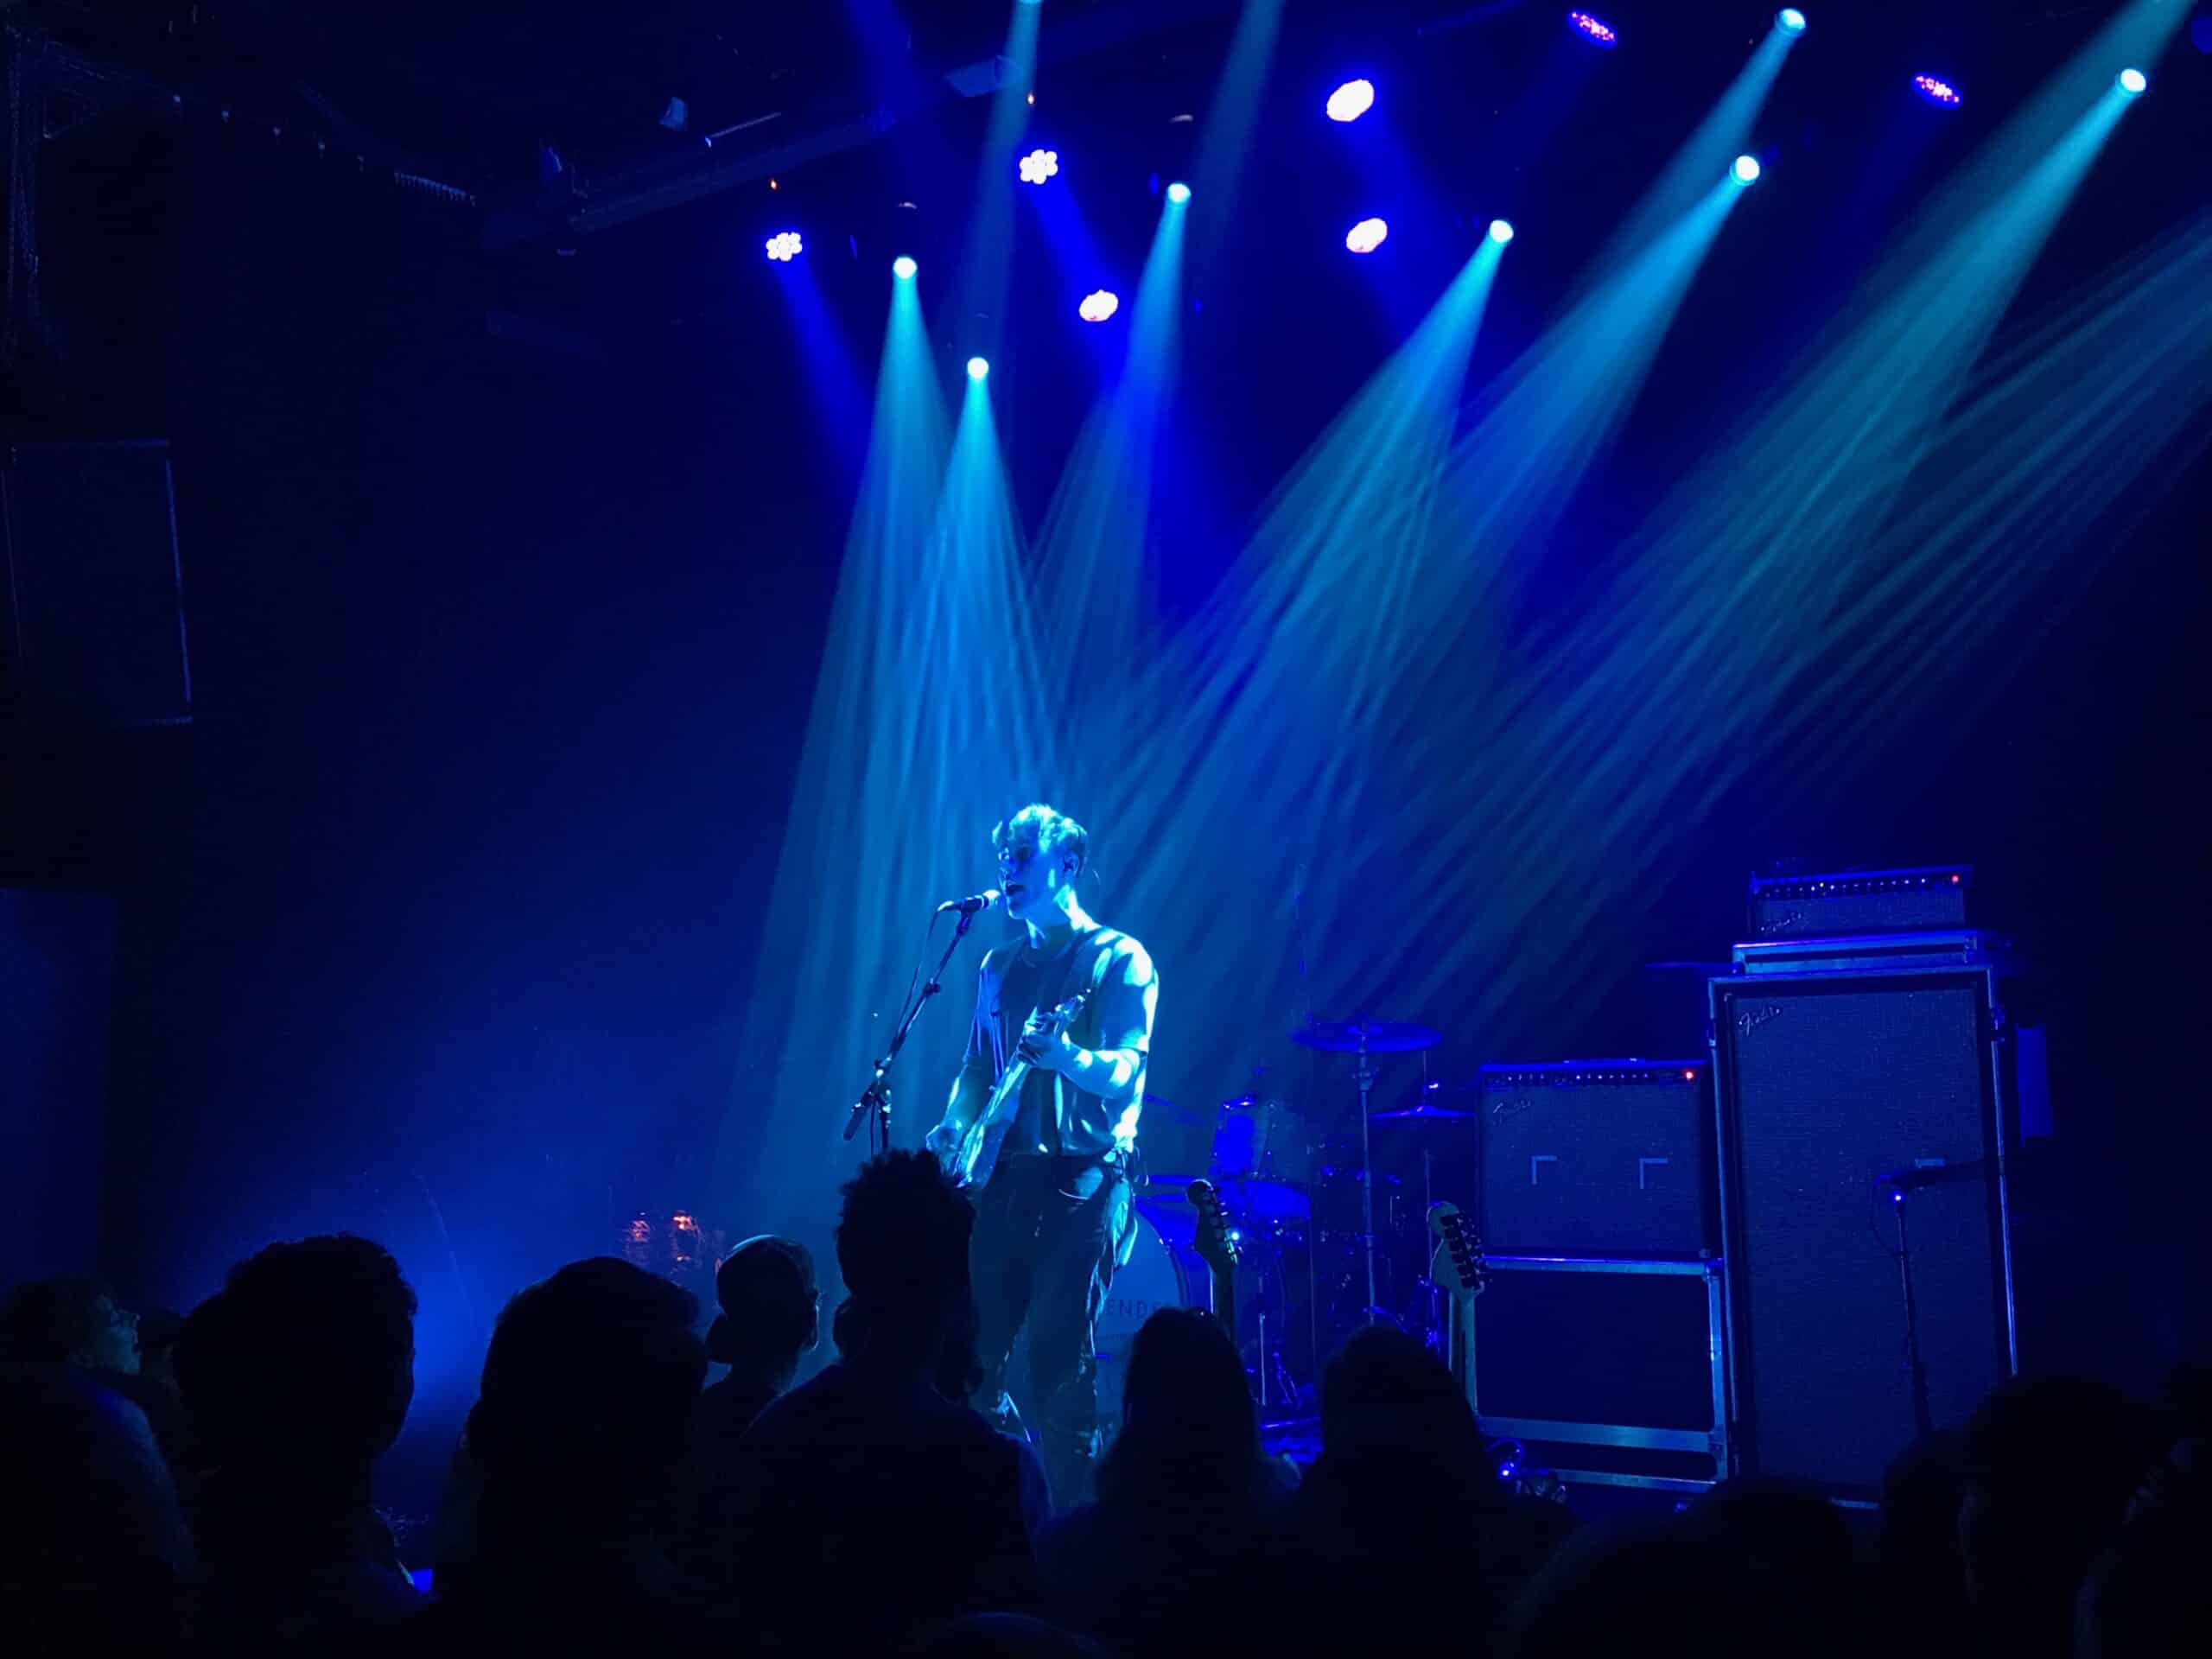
1094, 1206, 1203, 1431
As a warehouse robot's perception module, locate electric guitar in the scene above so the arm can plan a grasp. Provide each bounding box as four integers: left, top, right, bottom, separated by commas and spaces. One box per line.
1427, 1200, 1490, 1393
950, 987, 1094, 1190
1187, 1179, 1240, 1338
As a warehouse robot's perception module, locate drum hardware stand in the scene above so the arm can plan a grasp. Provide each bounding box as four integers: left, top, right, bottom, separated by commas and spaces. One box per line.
1420, 1147, 1441, 1347
1290, 864, 1321, 1395
1357, 1027, 1379, 1323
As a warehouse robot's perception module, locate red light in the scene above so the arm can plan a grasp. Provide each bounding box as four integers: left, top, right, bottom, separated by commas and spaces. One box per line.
1950, 874, 1961, 884
1682, 1069, 1695, 1080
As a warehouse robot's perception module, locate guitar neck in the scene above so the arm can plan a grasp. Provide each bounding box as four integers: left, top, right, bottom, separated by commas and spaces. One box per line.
1446, 1288, 1477, 1393
985, 1055, 1033, 1121
1211, 1264, 1236, 1340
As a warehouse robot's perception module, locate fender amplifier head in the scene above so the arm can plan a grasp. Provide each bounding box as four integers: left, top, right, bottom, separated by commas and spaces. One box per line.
1746, 865, 1972, 939
1478, 1061, 1713, 1258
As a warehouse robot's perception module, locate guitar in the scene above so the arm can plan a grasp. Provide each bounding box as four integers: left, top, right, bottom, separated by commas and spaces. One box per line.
1427, 1200, 1489, 1394
1186, 1179, 1240, 1338
950, 987, 1094, 1190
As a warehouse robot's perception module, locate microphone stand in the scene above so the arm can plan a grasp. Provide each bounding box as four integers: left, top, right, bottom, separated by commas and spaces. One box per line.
1888, 1186, 1936, 1440
844, 909, 979, 1149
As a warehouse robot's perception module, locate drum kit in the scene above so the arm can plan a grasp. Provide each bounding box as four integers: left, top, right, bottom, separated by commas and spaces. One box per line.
1112, 1015, 1482, 1421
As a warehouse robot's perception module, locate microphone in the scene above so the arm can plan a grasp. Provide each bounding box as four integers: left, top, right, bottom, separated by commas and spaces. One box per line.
1878, 1159, 1987, 1193
936, 888, 1002, 917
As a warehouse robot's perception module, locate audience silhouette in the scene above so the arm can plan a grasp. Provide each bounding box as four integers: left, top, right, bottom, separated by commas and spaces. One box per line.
1957, 1373, 2153, 1659
1, 1360, 196, 1644
0, 1275, 188, 1468
7, 1210, 2207, 1657
172, 1236, 421, 1646
700, 1234, 820, 1440
673, 1234, 819, 1585
1039, 1304, 1290, 1654
701, 1150, 1048, 1649
1284, 1323, 1570, 1655
406, 1255, 721, 1649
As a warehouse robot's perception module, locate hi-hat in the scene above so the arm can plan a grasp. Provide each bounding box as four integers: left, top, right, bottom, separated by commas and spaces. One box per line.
1291, 1020, 1441, 1054
1370, 1102, 1478, 1122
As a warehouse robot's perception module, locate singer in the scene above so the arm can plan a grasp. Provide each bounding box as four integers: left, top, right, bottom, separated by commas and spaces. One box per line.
925, 803, 1158, 1506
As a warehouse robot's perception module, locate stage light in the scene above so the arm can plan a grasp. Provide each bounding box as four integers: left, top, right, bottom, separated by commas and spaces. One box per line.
1018, 148, 1059, 184
1913, 74, 1962, 108
1166, 181, 1192, 204
2116, 67, 2147, 98
1488, 219, 1516, 245
1345, 217, 1389, 255
1567, 11, 1618, 48
966, 356, 990, 381
1732, 155, 1762, 185
1078, 289, 1120, 322
893, 256, 917, 280
1326, 79, 1376, 123
1777, 8, 1806, 34
764, 231, 803, 263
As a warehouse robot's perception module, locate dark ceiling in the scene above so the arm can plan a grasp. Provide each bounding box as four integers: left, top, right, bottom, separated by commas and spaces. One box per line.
22, 2, 1189, 187
21, 2, 2178, 207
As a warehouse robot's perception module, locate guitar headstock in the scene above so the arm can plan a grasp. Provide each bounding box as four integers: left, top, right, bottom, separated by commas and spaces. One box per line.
1187, 1179, 1241, 1274
1427, 1200, 1489, 1299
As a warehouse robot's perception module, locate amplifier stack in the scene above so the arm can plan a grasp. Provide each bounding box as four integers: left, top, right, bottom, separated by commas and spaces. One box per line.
1440, 864, 2043, 1500
1117, 862, 2044, 1502
1457, 1059, 1728, 1490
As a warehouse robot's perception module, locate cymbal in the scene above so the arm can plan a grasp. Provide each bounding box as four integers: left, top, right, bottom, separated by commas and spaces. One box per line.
1370, 1102, 1478, 1122
1291, 1019, 1441, 1054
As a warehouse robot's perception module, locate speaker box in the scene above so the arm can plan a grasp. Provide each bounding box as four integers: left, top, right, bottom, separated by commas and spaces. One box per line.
3, 442, 193, 727
1710, 956, 2021, 1496
1453, 1252, 1728, 1490
1478, 1060, 1713, 1256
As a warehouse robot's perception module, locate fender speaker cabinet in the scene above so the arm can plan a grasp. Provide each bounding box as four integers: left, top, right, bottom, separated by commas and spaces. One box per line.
1710, 932, 2034, 1498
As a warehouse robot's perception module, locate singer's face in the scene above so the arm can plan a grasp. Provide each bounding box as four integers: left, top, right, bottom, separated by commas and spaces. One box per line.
996, 836, 1072, 922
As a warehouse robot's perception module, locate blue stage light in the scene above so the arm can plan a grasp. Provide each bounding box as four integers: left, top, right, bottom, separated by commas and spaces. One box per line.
1018, 148, 1059, 185
1913, 75, 1962, 107
1326, 79, 1376, 123
1078, 289, 1120, 323
966, 356, 990, 382
1567, 10, 1618, 48
2195, 16, 2212, 55
1166, 181, 1192, 204
1345, 217, 1389, 255
764, 231, 803, 263
2116, 67, 2147, 98
893, 256, 917, 280
1777, 9, 1807, 35
1732, 155, 1762, 185
1488, 219, 1516, 245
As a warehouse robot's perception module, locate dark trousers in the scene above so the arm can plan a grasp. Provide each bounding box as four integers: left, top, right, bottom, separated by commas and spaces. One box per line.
970, 1153, 1128, 1510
